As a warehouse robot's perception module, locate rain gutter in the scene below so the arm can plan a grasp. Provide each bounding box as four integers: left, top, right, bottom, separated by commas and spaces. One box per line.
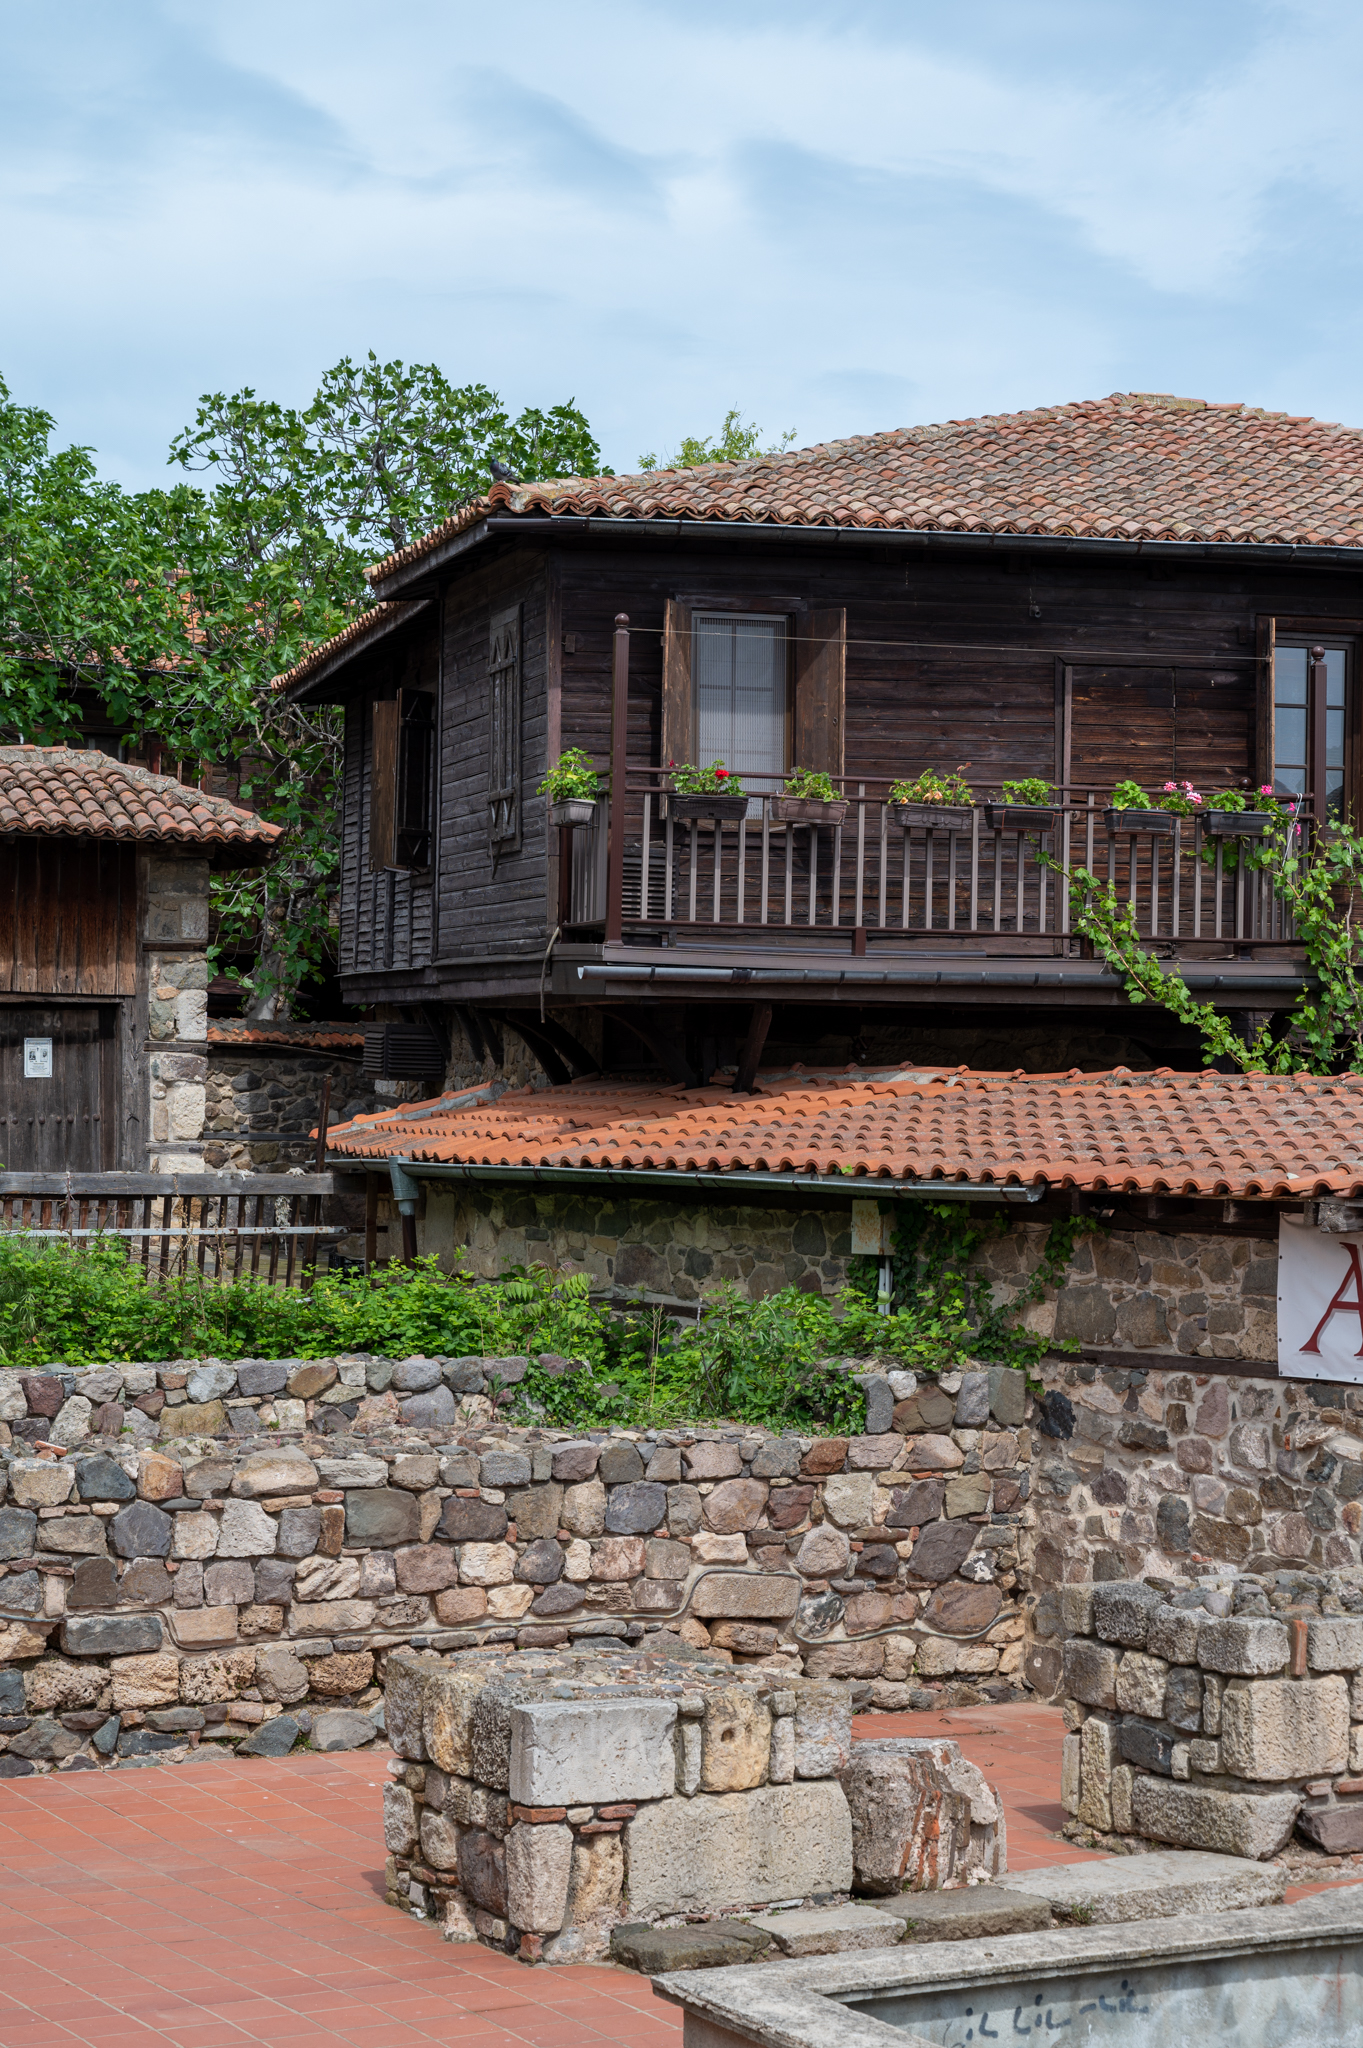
380, 1158, 1044, 1212
575, 962, 1312, 992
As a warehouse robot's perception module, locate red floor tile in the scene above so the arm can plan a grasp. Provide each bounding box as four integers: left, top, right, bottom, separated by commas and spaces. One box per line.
0, 1704, 1079, 2047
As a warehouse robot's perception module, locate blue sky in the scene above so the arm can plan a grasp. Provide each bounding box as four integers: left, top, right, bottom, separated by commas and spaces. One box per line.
5, 0, 1363, 490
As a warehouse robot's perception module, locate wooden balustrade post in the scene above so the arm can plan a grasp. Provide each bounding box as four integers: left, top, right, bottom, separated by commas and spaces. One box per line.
605, 613, 630, 944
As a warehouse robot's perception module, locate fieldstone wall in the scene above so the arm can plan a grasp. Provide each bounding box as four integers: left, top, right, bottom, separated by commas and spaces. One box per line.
145, 856, 211, 1170
1057, 1572, 1363, 1861
1023, 1363, 1363, 1701
974, 1222, 1278, 1366
421, 1186, 854, 1301
0, 1352, 1037, 1774
203, 1052, 383, 1170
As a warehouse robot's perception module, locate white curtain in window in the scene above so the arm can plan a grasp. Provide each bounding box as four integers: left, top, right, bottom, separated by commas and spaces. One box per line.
693, 614, 786, 809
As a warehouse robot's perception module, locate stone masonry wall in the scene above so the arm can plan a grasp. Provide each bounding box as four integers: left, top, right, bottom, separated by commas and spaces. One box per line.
421, 1187, 855, 1302
145, 856, 211, 1171
0, 1352, 1037, 1774
1023, 1362, 1363, 1701
203, 1052, 383, 1171
1057, 1572, 1363, 1861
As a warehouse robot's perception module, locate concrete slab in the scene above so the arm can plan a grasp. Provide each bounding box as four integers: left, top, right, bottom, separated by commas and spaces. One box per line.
876, 1887, 1053, 1941
747, 1904, 904, 1956
609, 1920, 772, 1971
996, 1848, 1285, 1922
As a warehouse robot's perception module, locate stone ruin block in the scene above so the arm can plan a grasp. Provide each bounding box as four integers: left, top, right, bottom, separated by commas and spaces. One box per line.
381, 1643, 1001, 1962
1053, 1571, 1363, 1859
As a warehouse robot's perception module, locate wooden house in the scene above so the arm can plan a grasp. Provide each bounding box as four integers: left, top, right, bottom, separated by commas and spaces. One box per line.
281, 392, 1363, 1090
0, 746, 278, 1170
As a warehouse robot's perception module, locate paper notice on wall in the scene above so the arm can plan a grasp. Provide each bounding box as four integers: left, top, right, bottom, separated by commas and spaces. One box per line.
1279, 1215, 1363, 1383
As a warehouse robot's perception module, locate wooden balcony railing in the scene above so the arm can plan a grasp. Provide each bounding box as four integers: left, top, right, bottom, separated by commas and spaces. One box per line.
567, 770, 1303, 952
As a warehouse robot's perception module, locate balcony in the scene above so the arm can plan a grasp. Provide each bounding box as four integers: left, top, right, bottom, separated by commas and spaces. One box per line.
558, 770, 1308, 1002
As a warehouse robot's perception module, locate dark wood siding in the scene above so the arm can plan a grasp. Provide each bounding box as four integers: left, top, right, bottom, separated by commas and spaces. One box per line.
0, 842, 137, 994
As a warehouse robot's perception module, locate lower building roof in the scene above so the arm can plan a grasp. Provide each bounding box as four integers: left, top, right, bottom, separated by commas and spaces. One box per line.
0, 746, 281, 865
321, 1065, 1363, 1202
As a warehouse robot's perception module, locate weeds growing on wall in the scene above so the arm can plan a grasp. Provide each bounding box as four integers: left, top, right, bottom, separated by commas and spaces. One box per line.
0, 1198, 1094, 1425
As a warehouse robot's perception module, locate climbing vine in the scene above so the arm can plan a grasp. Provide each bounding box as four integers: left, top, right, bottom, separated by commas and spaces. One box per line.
847, 1198, 1099, 1385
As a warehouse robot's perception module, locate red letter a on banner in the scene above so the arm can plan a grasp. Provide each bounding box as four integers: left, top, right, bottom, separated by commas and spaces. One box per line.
1302, 1242, 1363, 1357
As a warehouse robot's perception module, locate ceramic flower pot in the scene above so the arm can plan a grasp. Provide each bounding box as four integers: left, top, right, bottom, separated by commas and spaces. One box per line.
548, 798, 598, 827
669, 792, 750, 823
984, 803, 1056, 832
1203, 809, 1271, 837
1103, 808, 1175, 832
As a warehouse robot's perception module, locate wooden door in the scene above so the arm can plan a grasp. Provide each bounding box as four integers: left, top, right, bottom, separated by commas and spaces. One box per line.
0, 1006, 117, 1170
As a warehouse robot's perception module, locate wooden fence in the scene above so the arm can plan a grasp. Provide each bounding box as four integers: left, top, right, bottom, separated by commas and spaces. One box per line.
0, 1173, 348, 1287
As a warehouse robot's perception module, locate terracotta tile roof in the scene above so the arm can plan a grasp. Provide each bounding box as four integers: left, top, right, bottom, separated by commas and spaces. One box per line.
0, 746, 281, 861
364, 392, 1363, 593
208, 1021, 365, 1052
271, 600, 425, 693
322, 1065, 1363, 1202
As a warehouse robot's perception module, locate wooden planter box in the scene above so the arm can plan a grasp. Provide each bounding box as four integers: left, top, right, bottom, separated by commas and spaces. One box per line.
770, 796, 849, 826
889, 802, 973, 832
1204, 809, 1272, 837
669, 792, 750, 823
548, 798, 598, 828
1103, 808, 1175, 833
984, 803, 1056, 832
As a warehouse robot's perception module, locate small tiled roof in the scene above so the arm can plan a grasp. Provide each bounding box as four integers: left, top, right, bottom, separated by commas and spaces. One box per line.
323, 1065, 1363, 1201
208, 1021, 365, 1052
0, 746, 281, 863
365, 392, 1363, 590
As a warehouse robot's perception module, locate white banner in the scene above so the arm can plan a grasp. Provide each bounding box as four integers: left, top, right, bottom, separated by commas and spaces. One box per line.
1279, 1215, 1363, 1384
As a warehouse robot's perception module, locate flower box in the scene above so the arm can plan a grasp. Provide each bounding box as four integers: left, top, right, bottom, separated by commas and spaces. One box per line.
1203, 809, 1272, 837
984, 803, 1056, 832
889, 802, 973, 832
548, 798, 598, 828
1103, 807, 1175, 833
669, 792, 750, 823
770, 796, 849, 826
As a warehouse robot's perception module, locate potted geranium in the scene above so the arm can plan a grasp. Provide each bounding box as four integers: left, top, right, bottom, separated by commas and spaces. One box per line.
888, 766, 974, 832
1103, 778, 1176, 832
985, 777, 1057, 831
770, 767, 849, 826
538, 749, 600, 827
667, 759, 749, 822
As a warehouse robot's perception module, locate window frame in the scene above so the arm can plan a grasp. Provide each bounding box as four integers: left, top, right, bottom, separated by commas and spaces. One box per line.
488, 602, 522, 851
1259, 616, 1362, 825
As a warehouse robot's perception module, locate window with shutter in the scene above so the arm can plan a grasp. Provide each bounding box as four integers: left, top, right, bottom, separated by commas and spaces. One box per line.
692, 611, 787, 812
368, 690, 433, 871
489, 604, 522, 847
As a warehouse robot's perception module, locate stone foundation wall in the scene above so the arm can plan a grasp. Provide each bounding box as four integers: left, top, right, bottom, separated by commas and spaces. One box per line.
202, 1052, 383, 1171
1057, 1572, 1363, 1860
0, 1352, 1038, 1773
421, 1186, 854, 1301
1022, 1364, 1363, 1700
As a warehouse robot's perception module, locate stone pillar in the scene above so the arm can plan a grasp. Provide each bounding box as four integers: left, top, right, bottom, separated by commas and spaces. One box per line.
144, 856, 210, 1171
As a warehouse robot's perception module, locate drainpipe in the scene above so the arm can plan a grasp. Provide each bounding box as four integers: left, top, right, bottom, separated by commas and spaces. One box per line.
389, 1161, 421, 1264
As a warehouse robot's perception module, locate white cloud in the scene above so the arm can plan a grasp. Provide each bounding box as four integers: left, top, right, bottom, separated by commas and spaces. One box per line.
3, 0, 1363, 485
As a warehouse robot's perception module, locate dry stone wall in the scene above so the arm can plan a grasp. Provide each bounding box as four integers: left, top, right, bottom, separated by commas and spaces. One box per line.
0, 1353, 1036, 1773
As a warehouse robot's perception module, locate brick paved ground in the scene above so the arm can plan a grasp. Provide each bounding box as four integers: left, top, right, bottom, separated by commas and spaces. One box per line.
2, 1700, 1341, 2048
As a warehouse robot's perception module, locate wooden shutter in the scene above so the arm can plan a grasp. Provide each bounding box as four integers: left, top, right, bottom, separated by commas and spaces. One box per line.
489, 604, 521, 846
792, 607, 845, 777
394, 691, 434, 868
661, 599, 692, 770
368, 698, 399, 872
1256, 615, 1276, 791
